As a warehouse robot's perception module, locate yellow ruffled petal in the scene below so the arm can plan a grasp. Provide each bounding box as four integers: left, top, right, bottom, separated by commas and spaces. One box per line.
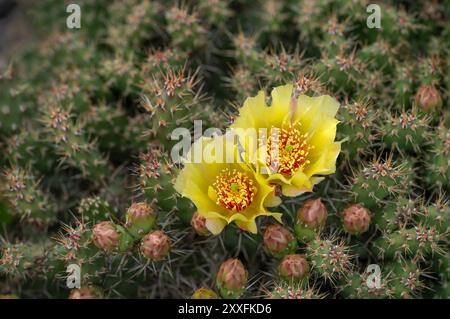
235, 219, 258, 234
304, 142, 341, 177
270, 84, 293, 122
232, 90, 268, 129
235, 211, 283, 234
229, 85, 343, 198
307, 117, 339, 159
264, 191, 282, 207
293, 94, 339, 134
174, 134, 279, 234
205, 217, 227, 235
277, 171, 313, 196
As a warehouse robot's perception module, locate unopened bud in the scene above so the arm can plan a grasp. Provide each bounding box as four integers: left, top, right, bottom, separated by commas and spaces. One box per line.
140, 230, 171, 261
126, 202, 156, 237
342, 204, 371, 235
263, 224, 297, 257
191, 212, 210, 236
216, 258, 248, 299
415, 85, 442, 111
92, 221, 119, 251
297, 198, 328, 229
278, 254, 309, 281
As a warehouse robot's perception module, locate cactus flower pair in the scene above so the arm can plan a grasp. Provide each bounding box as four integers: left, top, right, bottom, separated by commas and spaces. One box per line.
175, 84, 342, 234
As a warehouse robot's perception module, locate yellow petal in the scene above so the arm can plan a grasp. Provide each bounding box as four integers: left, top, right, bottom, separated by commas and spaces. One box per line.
205, 217, 227, 235
304, 142, 341, 177
207, 185, 218, 202
231, 90, 268, 129
235, 219, 258, 234
308, 117, 339, 159
294, 94, 339, 133
235, 211, 283, 234
264, 191, 282, 207
270, 84, 293, 122
281, 184, 312, 197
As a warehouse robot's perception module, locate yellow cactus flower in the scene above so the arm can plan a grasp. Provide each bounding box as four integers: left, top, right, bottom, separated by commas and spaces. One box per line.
231, 84, 342, 197
174, 135, 282, 235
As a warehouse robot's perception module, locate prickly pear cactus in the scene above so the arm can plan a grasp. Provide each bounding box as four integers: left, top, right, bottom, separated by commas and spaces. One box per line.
0, 0, 448, 299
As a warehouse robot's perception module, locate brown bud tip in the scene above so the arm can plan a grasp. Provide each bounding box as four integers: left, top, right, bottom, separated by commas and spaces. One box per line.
263, 224, 295, 256
126, 202, 154, 224
297, 198, 328, 229
342, 204, 371, 235
68, 287, 100, 299
140, 230, 171, 261
92, 221, 119, 251
191, 212, 210, 236
415, 85, 442, 111
191, 288, 219, 299
278, 254, 309, 280
216, 258, 248, 291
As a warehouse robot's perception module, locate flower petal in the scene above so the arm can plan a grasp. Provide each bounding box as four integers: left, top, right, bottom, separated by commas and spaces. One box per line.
205, 217, 227, 235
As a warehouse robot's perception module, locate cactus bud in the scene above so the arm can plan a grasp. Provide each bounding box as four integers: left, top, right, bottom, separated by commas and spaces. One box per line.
415, 85, 442, 111
295, 198, 327, 242
342, 204, 371, 235
92, 221, 120, 251
263, 224, 297, 257
68, 287, 101, 299
191, 288, 220, 299
126, 202, 156, 238
140, 230, 171, 261
191, 212, 210, 236
278, 254, 309, 281
297, 198, 328, 228
216, 258, 248, 299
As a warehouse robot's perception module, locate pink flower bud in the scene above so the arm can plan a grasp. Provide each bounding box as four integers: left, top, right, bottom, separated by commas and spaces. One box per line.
263, 224, 296, 256
92, 221, 119, 251
342, 204, 371, 235
297, 198, 328, 229
216, 258, 248, 298
126, 202, 156, 236
191, 212, 210, 236
415, 85, 442, 111
278, 254, 309, 280
140, 230, 171, 261
126, 202, 155, 224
